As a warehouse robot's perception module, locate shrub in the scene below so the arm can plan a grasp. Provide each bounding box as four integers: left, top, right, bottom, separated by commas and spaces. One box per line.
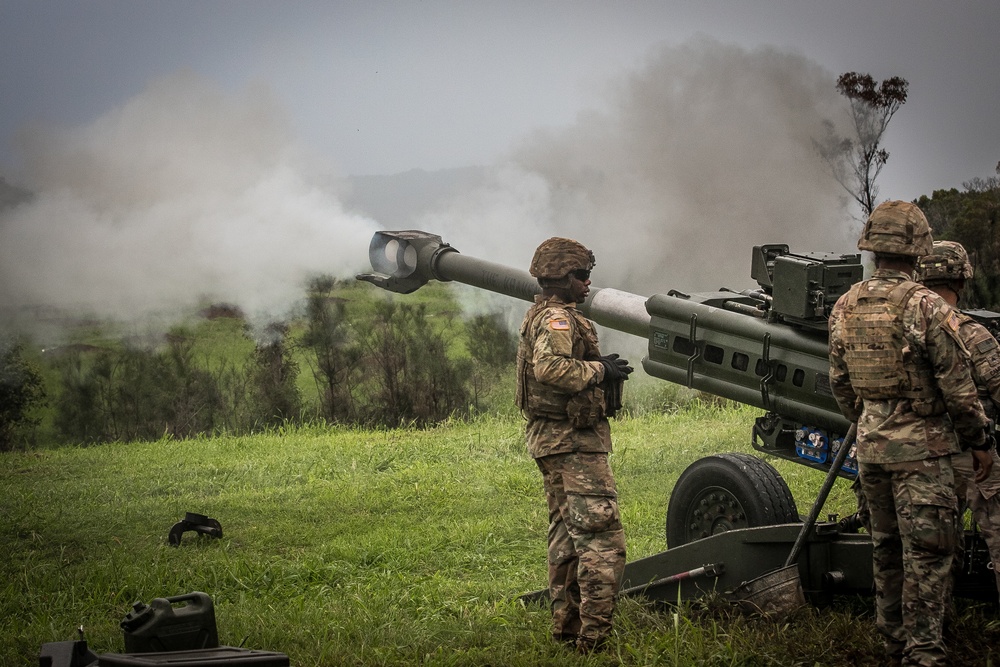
300, 276, 359, 423
53, 332, 224, 443
357, 300, 472, 426
0, 339, 46, 451
466, 312, 517, 368
248, 322, 302, 427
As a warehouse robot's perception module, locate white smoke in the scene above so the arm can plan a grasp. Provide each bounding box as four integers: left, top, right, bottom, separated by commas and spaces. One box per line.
0, 72, 379, 327
421, 38, 856, 300
2, 39, 859, 342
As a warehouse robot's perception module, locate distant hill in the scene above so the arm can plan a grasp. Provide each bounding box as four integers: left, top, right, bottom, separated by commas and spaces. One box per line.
343, 165, 488, 227
0, 177, 33, 210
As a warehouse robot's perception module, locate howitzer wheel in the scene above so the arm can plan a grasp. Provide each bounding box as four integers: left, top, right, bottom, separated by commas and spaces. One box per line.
666, 453, 798, 548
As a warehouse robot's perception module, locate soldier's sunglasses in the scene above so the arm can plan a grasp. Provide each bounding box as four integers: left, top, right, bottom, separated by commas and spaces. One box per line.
571, 269, 591, 281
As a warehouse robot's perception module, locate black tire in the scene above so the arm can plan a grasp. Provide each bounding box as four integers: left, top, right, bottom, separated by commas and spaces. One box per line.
666, 453, 798, 548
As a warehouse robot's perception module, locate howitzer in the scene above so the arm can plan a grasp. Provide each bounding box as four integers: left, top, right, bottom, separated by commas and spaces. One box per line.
967, 309, 1000, 341
357, 230, 999, 607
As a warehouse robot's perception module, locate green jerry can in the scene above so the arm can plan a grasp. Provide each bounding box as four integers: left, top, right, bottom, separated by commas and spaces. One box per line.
120, 592, 219, 653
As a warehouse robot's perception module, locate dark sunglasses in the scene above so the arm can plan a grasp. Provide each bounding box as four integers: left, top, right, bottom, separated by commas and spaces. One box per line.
571, 269, 591, 281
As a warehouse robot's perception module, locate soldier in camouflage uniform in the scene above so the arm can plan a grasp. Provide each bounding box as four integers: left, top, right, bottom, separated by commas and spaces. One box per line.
516, 237, 633, 653
828, 201, 992, 667
916, 240, 1000, 604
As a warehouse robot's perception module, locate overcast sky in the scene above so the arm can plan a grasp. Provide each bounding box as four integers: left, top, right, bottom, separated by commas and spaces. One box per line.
2, 0, 998, 197
2, 0, 999, 329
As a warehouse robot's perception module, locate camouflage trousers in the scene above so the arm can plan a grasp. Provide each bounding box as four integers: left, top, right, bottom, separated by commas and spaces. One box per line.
952, 451, 1000, 603
859, 457, 958, 667
535, 451, 626, 644
851, 476, 872, 534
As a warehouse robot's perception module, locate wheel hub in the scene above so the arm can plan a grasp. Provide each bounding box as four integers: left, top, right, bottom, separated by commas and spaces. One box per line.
687, 487, 748, 540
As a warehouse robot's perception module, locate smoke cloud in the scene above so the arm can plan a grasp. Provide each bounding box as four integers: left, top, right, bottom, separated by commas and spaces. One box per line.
0, 72, 379, 329
2, 39, 858, 345
422, 38, 856, 298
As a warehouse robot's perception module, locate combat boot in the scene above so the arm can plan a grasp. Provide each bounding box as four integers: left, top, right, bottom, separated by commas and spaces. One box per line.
575, 636, 608, 655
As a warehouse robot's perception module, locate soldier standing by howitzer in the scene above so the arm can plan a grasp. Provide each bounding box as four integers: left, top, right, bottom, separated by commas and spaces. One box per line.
829, 200, 993, 667
916, 240, 1000, 605
517, 237, 633, 654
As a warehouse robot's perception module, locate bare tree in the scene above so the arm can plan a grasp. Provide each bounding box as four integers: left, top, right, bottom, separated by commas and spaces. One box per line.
816, 72, 909, 218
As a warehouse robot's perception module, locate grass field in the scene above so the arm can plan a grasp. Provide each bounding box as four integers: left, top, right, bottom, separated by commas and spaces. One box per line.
3, 405, 998, 666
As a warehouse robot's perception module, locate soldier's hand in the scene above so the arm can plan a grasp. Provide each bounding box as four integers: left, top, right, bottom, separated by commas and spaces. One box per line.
972, 448, 994, 483
599, 353, 634, 382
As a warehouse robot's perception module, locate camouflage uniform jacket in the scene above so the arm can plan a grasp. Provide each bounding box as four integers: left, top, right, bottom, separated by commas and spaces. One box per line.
517, 294, 610, 458
956, 313, 1000, 498
829, 268, 987, 464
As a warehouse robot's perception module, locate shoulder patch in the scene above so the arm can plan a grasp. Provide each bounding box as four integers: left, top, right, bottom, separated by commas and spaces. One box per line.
976, 337, 999, 354
945, 310, 963, 334
548, 318, 570, 331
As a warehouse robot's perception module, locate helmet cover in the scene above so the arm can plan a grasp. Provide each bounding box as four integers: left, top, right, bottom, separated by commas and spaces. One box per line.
915, 240, 974, 284
857, 200, 933, 257
529, 237, 596, 279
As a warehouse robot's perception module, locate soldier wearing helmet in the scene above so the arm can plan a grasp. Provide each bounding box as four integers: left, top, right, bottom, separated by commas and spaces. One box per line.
517, 237, 632, 654
829, 201, 991, 666
915, 240, 976, 294
917, 241, 1000, 606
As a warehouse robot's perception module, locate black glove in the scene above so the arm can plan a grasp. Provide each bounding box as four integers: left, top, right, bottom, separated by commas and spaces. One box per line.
964, 437, 994, 452
599, 353, 633, 383
965, 423, 997, 452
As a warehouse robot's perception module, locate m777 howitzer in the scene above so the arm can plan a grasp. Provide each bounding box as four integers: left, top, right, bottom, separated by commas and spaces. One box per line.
357, 229, 999, 609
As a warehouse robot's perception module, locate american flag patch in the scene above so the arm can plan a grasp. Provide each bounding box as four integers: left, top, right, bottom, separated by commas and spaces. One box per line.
548, 318, 570, 331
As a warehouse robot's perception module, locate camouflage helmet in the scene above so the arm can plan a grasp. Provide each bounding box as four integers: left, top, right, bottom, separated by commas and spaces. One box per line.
915, 240, 974, 285
857, 200, 933, 257
529, 237, 596, 280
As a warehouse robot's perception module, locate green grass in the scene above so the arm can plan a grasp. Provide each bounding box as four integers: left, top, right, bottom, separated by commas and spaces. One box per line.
3, 406, 998, 666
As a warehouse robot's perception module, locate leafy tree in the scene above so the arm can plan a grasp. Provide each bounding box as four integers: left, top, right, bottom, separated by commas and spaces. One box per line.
300, 276, 359, 423
466, 312, 517, 368
914, 163, 1000, 309
211, 353, 253, 435
465, 312, 518, 414
357, 300, 471, 426
0, 340, 46, 451
248, 322, 302, 427
53, 350, 104, 443
816, 72, 908, 218
161, 332, 224, 438
54, 335, 223, 443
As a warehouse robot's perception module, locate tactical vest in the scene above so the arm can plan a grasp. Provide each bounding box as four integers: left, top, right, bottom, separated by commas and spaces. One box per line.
840, 279, 942, 411
516, 298, 601, 420
958, 314, 1000, 422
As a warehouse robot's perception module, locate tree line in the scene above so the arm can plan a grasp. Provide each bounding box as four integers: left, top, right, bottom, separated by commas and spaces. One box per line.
915, 165, 1000, 310
0, 278, 517, 451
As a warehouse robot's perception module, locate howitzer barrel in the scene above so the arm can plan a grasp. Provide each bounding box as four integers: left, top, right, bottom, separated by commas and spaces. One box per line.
357, 229, 853, 446
356, 230, 651, 337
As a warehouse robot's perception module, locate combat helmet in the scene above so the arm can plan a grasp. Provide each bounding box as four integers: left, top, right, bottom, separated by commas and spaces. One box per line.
529, 237, 596, 280
915, 240, 974, 285
857, 200, 933, 257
